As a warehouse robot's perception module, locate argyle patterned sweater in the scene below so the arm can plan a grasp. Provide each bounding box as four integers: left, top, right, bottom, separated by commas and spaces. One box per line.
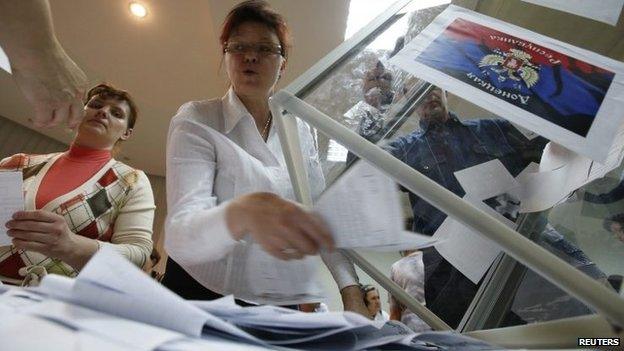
0, 153, 155, 285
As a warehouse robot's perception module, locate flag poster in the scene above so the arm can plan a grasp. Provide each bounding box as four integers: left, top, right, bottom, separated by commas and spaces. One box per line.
416, 18, 613, 138
390, 5, 624, 162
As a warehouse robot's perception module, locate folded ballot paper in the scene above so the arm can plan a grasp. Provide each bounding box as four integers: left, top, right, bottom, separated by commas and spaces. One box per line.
316, 161, 438, 251
0, 247, 502, 350
34, 246, 259, 342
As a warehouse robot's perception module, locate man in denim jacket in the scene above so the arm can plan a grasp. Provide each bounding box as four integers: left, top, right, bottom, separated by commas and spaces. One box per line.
385, 86, 604, 328
386, 88, 543, 236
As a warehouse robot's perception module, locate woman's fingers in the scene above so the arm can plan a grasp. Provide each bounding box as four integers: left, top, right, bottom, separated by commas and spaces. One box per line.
292, 211, 334, 252
256, 224, 308, 260
7, 229, 54, 244
257, 232, 293, 261
12, 210, 56, 222
239, 193, 336, 259
265, 210, 334, 257
281, 219, 318, 255
281, 249, 304, 260
6, 219, 55, 234
12, 238, 48, 252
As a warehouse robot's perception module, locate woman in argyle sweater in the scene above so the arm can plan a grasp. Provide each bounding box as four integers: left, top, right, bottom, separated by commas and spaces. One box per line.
0, 84, 155, 286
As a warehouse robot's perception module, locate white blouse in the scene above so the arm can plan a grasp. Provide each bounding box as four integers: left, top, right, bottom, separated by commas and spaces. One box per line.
165, 88, 358, 304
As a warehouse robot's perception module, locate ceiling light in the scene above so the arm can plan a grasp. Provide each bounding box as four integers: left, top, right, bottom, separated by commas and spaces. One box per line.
129, 2, 148, 18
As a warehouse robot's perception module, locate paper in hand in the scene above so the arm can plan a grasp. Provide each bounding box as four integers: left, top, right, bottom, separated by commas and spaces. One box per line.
314, 161, 405, 249
0, 172, 23, 245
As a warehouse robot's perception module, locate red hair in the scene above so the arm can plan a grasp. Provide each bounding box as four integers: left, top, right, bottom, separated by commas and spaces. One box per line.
219, 0, 292, 59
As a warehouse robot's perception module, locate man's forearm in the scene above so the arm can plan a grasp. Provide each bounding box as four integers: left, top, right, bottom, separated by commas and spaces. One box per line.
0, 0, 59, 60
320, 249, 359, 289
320, 249, 372, 317
389, 304, 402, 321
0, 0, 87, 129
340, 285, 371, 318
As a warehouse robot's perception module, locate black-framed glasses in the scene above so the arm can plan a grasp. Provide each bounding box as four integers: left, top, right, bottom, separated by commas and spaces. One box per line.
224, 41, 283, 57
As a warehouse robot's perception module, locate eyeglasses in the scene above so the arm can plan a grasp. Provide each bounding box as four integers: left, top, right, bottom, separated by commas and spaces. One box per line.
223, 41, 283, 57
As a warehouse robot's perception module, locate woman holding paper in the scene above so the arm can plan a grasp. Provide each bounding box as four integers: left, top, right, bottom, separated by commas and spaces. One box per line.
0, 83, 154, 286
163, 0, 366, 313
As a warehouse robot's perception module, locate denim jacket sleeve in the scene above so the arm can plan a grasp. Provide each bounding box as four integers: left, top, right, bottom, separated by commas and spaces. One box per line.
494, 119, 548, 166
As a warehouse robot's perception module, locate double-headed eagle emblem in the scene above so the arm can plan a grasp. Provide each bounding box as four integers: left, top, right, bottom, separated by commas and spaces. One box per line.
479, 48, 540, 88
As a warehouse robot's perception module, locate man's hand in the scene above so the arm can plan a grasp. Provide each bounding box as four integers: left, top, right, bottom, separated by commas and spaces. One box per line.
341, 285, 371, 319
5, 210, 98, 269
11, 43, 87, 129
298, 303, 318, 313
0, 0, 88, 129
389, 302, 402, 321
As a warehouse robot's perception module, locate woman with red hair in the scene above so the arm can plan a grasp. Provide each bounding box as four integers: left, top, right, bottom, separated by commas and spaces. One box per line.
163, 1, 366, 314
1, 83, 154, 285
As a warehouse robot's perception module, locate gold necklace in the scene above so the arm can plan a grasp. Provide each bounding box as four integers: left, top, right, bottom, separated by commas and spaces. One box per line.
261, 113, 272, 140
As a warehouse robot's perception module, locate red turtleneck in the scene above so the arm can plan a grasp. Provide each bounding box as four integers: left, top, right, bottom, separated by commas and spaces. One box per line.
36, 144, 112, 209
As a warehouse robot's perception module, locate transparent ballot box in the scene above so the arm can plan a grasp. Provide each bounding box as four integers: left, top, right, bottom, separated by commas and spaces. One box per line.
269, 0, 624, 342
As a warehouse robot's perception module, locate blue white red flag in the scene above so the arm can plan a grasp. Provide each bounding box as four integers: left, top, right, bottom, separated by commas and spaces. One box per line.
390, 5, 624, 162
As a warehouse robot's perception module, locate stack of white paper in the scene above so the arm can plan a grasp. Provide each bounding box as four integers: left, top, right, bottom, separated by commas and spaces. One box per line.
32, 248, 390, 350
35, 247, 263, 345
0, 247, 503, 350
193, 296, 414, 349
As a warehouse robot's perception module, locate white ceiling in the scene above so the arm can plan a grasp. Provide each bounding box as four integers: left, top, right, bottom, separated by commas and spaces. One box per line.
0, 0, 350, 176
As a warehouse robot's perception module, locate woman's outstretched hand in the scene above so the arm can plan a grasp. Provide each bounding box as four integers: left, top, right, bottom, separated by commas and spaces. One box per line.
226, 192, 335, 260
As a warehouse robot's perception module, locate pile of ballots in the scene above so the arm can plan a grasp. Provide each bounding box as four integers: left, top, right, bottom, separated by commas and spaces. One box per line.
0, 247, 501, 350
192, 297, 498, 350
